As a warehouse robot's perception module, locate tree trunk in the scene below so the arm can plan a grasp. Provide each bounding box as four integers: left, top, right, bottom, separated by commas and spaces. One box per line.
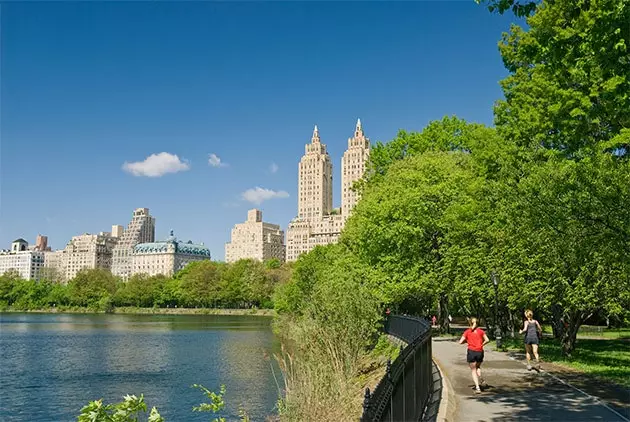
561, 311, 584, 356
438, 293, 450, 334
551, 304, 566, 340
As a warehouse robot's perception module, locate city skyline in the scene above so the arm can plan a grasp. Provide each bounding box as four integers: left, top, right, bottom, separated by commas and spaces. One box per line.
1, 2, 521, 259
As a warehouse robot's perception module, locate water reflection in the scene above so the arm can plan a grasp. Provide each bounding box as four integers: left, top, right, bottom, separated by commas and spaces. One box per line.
0, 313, 280, 421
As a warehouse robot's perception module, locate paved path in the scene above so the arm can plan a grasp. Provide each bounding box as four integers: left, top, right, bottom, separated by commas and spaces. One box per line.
432, 337, 630, 422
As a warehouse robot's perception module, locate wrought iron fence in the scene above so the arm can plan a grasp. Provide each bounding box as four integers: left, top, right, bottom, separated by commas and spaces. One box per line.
361, 315, 433, 422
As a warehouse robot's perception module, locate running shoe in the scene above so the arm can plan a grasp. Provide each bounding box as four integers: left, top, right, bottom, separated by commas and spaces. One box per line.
527, 364, 532, 370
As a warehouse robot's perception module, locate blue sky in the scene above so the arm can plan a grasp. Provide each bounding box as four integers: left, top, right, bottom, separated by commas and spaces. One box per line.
1, 1, 521, 260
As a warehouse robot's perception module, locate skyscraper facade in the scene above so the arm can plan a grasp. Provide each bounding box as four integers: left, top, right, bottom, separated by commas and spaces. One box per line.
341, 119, 370, 219
111, 208, 155, 280
286, 120, 370, 261
49, 232, 119, 282
297, 126, 333, 220
225, 209, 285, 263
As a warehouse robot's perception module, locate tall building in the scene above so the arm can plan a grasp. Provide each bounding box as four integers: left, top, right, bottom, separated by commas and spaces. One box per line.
132, 230, 211, 277
111, 225, 124, 238
0, 239, 45, 280
111, 208, 155, 280
225, 209, 285, 263
297, 126, 334, 220
34, 234, 50, 251
341, 119, 370, 219
42, 232, 119, 283
64, 233, 118, 281
43, 249, 66, 283
286, 120, 370, 261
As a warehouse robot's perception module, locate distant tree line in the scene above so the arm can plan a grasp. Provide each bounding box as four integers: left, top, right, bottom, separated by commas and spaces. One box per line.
0, 258, 292, 311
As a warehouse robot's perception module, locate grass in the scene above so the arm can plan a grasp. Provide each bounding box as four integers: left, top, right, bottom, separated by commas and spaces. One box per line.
273, 320, 393, 422
540, 324, 630, 339
497, 337, 630, 387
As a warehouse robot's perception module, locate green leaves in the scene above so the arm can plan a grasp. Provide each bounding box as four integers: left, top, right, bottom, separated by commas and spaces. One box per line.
192, 384, 226, 421
495, 0, 630, 156
77, 385, 244, 422
77, 394, 153, 422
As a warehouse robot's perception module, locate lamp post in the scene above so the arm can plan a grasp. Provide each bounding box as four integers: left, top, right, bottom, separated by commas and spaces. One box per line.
492, 272, 502, 349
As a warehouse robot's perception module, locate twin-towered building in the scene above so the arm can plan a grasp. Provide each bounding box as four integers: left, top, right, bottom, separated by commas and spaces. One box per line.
223, 119, 370, 263
285, 119, 370, 261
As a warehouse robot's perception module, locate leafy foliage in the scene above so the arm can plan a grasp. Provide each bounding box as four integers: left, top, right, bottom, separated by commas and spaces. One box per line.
1, 259, 292, 312
77, 394, 163, 422
494, 0, 630, 157
77, 385, 250, 422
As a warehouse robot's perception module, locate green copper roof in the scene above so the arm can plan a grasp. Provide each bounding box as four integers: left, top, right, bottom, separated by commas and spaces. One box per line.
133, 232, 211, 257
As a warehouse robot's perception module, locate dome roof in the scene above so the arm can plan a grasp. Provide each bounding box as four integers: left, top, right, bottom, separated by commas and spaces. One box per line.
133, 232, 210, 257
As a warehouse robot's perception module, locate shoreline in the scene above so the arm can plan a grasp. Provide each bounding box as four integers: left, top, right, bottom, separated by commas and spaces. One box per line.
1, 307, 276, 317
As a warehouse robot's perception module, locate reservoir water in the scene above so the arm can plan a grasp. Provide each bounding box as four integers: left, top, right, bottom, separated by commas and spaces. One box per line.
0, 313, 281, 421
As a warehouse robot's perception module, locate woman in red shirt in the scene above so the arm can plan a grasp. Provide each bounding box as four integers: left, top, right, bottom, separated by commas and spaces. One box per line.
459, 317, 490, 393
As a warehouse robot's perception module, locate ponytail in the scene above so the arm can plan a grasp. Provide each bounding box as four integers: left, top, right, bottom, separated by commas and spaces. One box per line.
468, 317, 478, 331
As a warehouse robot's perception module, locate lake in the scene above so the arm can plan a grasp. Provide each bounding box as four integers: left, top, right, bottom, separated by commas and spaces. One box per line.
0, 312, 282, 421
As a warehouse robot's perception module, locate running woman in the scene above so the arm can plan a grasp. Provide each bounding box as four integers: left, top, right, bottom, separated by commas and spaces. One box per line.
459, 317, 490, 393
519, 309, 542, 370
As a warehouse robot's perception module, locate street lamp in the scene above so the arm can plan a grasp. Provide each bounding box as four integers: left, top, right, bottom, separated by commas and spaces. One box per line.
492, 272, 503, 349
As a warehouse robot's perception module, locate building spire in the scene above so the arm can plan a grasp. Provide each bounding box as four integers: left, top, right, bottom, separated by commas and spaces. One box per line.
311, 125, 320, 143
354, 118, 364, 138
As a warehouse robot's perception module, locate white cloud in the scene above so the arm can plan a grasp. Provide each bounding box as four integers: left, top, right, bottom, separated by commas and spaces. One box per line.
269, 162, 279, 174
241, 187, 289, 205
208, 153, 228, 168
122, 152, 190, 177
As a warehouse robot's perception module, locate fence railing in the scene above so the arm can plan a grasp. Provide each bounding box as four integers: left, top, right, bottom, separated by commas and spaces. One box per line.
360, 315, 433, 422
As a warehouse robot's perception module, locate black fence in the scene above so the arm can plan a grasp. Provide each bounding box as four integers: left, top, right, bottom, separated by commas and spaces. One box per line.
361, 315, 434, 422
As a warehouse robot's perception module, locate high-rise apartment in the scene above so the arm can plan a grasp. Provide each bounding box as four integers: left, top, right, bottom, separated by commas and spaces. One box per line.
42, 232, 119, 283
0, 239, 45, 280
225, 209, 285, 263
34, 234, 50, 251
341, 119, 370, 219
111, 225, 124, 238
286, 120, 370, 261
297, 126, 333, 220
111, 208, 155, 280
64, 233, 118, 281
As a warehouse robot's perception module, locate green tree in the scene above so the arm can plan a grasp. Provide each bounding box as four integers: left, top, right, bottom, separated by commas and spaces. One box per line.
476, 0, 538, 17
177, 261, 224, 307
274, 246, 339, 315
0, 270, 22, 306
493, 0, 630, 157
220, 259, 265, 308
498, 153, 630, 354
115, 274, 168, 307
67, 269, 118, 309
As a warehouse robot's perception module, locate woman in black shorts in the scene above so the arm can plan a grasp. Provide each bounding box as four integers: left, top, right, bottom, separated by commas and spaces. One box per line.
459, 317, 490, 393
519, 309, 542, 370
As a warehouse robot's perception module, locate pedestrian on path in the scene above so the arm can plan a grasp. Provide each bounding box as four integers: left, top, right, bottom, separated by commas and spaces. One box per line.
519, 309, 542, 370
459, 317, 490, 394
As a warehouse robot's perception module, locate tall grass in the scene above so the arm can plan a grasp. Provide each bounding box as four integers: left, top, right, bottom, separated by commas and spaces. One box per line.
272, 245, 385, 421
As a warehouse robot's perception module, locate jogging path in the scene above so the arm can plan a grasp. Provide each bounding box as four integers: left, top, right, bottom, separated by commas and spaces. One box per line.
432, 337, 630, 422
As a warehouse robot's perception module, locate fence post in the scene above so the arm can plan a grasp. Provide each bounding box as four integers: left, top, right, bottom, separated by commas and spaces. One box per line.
362, 387, 371, 420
